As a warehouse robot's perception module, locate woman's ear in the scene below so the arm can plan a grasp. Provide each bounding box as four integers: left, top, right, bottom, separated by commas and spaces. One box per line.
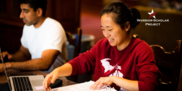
124, 21, 130, 32
36, 8, 43, 17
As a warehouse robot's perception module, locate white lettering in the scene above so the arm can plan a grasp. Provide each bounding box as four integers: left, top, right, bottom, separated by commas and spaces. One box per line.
145, 23, 160, 26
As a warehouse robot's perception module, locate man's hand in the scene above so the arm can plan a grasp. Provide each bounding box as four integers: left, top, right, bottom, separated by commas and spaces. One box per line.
0, 63, 4, 72
0, 63, 11, 73
1, 51, 12, 61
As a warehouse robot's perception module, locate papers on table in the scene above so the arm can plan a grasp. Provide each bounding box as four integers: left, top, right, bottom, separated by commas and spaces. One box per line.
50, 81, 117, 91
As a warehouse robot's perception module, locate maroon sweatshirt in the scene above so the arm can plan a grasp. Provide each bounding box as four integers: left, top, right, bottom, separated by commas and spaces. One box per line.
69, 37, 161, 91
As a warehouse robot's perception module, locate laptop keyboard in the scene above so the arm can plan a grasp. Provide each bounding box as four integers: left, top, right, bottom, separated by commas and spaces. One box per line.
12, 77, 33, 91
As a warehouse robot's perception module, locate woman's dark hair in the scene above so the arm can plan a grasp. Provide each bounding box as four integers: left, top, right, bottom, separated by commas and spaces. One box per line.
20, 0, 47, 16
101, 2, 141, 31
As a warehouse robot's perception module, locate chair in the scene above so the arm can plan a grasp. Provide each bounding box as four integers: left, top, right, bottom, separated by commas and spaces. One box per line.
65, 27, 82, 82
150, 40, 182, 91
66, 27, 82, 60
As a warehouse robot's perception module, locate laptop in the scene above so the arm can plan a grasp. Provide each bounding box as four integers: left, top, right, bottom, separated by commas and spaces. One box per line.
0, 48, 45, 91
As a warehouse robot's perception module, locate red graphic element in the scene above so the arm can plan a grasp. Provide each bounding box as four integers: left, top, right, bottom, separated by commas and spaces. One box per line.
149, 12, 157, 18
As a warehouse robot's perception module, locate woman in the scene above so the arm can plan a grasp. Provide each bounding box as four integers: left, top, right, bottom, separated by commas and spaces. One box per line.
43, 2, 161, 91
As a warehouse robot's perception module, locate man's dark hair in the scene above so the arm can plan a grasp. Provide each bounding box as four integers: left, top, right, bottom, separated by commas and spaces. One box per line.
20, 0, 47, 16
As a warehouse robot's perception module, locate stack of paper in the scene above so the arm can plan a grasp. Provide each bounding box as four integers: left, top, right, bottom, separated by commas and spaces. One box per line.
51, 81, 116, 91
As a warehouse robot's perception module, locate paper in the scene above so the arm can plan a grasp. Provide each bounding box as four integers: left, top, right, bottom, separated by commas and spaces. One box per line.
51, 81, 117, 91
35, 86, 44, 90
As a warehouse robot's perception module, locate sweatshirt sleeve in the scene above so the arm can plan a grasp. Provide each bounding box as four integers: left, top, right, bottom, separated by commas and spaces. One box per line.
136, 41, 161, 91
68, 39, 102, 75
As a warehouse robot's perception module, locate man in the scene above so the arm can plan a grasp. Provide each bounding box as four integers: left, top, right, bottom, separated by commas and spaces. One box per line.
0, 0, 68, 73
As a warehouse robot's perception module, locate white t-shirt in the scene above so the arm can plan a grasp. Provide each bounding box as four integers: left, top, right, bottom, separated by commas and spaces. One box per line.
21, 17, 68, 73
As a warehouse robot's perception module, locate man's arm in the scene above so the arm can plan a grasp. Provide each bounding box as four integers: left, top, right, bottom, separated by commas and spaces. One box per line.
5, 49, 59, 71
3, 45, 31, 62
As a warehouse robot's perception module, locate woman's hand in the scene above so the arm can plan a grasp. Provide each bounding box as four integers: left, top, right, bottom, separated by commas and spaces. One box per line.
43, 68, 60, 91
90, 76, 114, 90
90, 76, 139, 91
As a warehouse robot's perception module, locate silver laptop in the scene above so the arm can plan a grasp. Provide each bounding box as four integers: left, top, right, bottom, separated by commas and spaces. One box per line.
0, 48, 44, 91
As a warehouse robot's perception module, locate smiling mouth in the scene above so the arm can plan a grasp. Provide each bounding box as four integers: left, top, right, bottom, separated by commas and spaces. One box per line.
108, 39, 114, 42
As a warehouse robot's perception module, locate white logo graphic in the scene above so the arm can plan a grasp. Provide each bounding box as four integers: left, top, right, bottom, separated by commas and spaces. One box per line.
148, 9, 156, 19
137, 9, 169, 26
101, 58, 123, 77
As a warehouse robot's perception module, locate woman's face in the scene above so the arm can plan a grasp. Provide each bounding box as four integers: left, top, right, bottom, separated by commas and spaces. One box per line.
101, 13, 129, 48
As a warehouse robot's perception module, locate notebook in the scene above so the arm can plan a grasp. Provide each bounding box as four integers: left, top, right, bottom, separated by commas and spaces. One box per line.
0, 48, 44, 91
